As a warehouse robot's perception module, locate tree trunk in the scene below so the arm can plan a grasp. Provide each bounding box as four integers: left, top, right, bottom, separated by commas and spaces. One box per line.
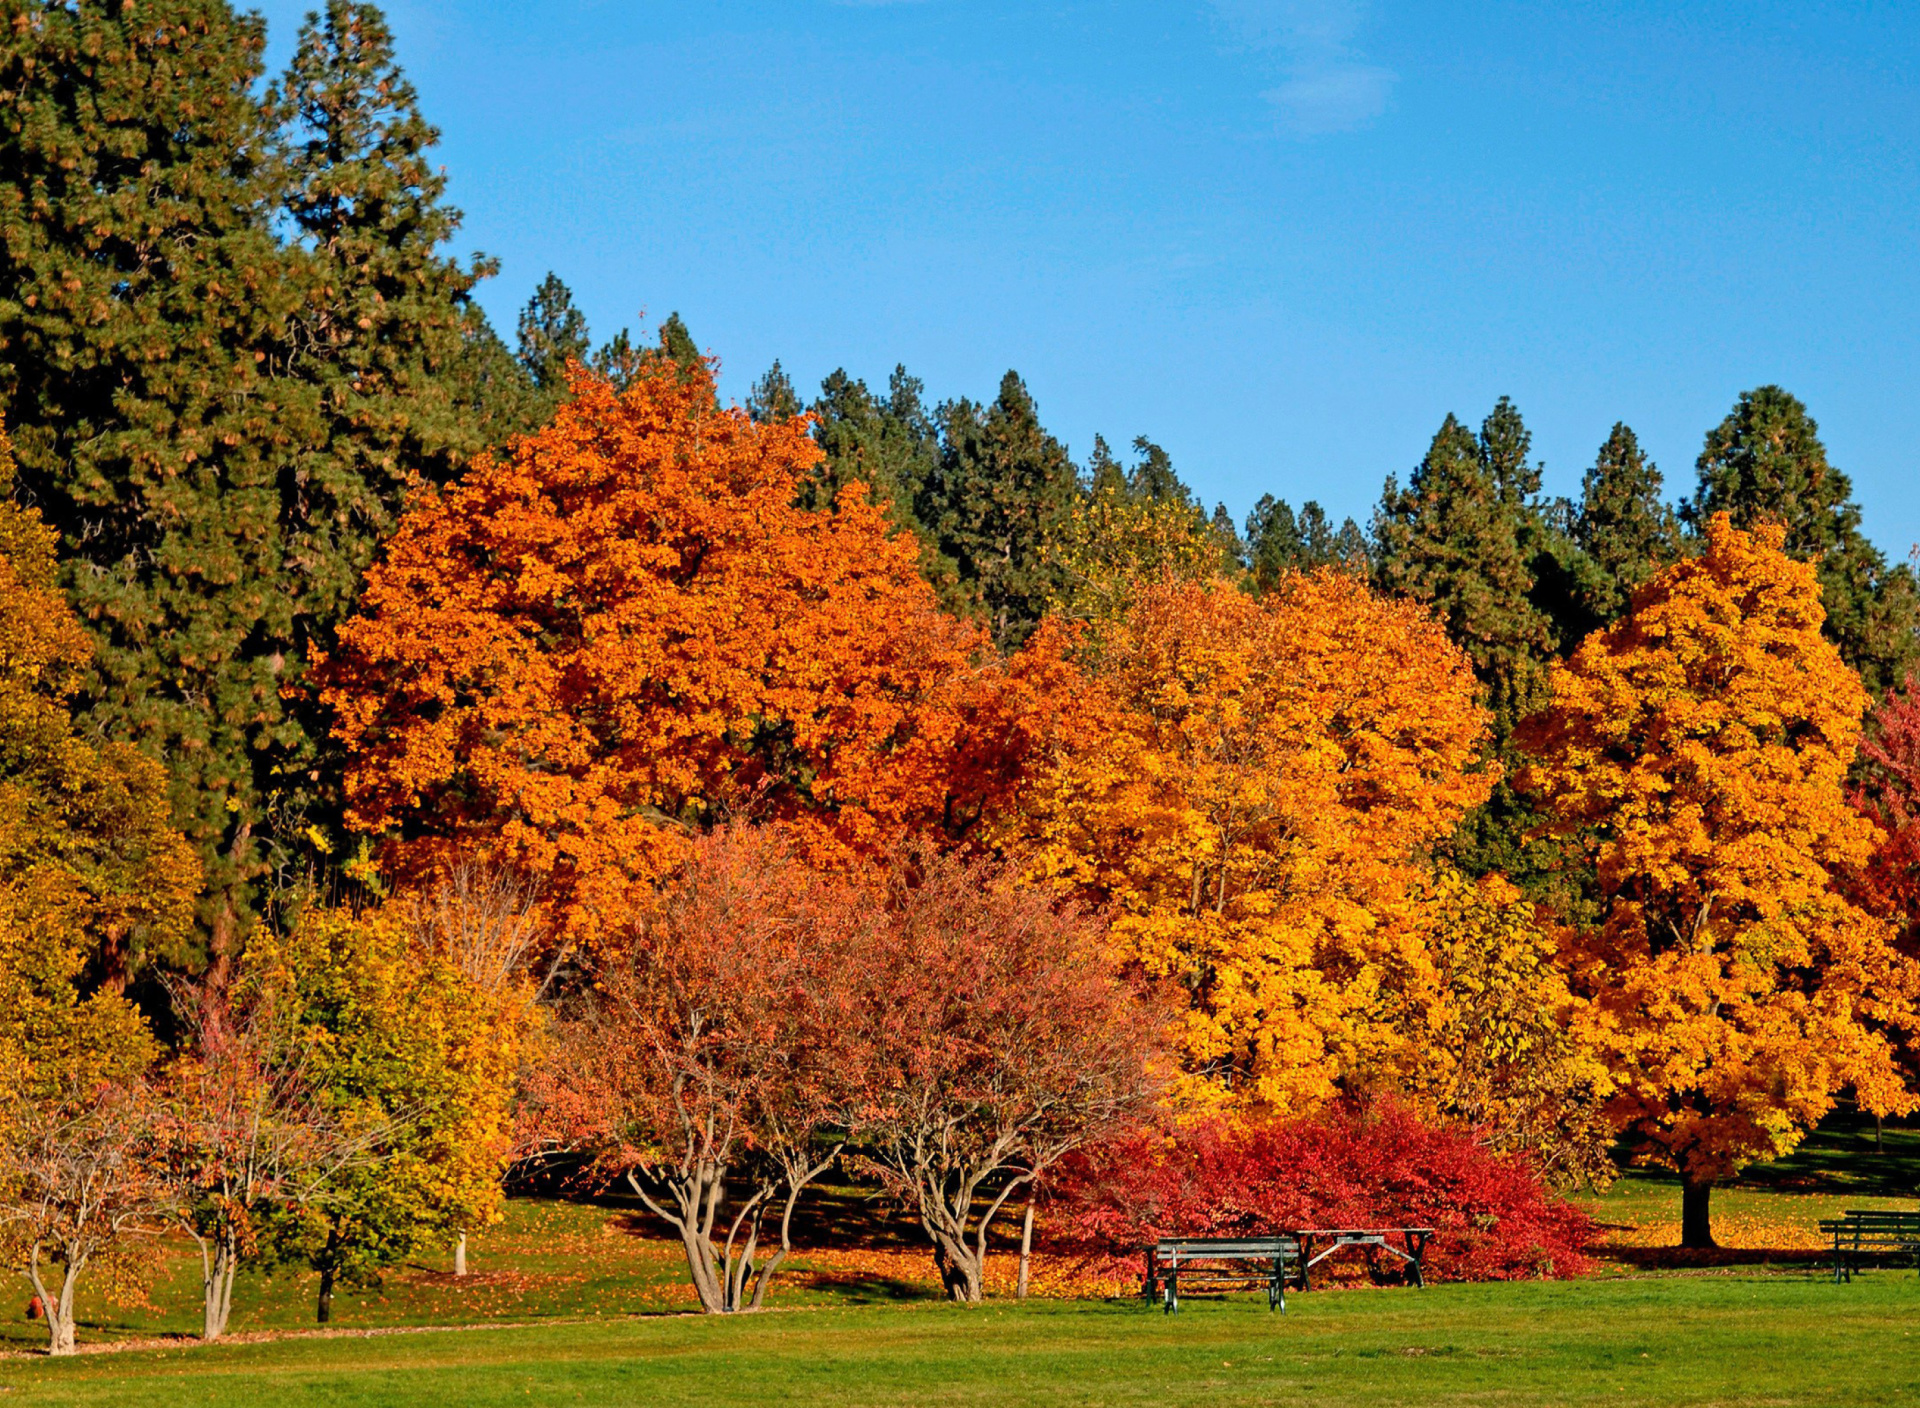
1016, 1200, 1035, 1300
454, 1231, 467, 1278
316, 1228, 342, 1324
202, 1236, 239, 1341
933, 1233, 984, 1303
29, 1251, 79, 1356
1680, 1174, 1715, 1249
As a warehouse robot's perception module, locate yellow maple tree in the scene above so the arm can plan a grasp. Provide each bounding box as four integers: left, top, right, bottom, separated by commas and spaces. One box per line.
1021, 570, 1491, 1113
1521, 513, 1920, 1245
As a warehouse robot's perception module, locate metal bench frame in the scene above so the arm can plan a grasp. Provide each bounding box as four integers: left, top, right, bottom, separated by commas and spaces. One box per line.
1296, 1227, 1432, 1289
1143, 1237, 1302, 1314
1820, 1210, 1920, 1283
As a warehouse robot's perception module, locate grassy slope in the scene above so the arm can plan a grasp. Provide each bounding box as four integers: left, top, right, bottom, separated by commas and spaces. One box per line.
4, 1280, 1917, 1407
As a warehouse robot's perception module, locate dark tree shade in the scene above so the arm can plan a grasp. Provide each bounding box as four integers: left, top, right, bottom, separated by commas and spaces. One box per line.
1684, 385, 1918, 696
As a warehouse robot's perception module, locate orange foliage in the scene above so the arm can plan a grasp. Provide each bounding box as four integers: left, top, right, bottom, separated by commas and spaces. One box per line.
318, 361, 1061, 951
1021, 571, 1492, 1113
1521, 514, 1920, 1184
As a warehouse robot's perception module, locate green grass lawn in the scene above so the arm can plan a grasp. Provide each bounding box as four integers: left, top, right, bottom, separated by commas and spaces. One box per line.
2, 1111, 1914, 1403
2, 1278, 1916, 1407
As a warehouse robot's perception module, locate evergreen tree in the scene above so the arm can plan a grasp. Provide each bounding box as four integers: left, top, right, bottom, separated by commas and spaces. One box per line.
1245, 495, 1367, 590
1127, 436, 1189, 505
515, 273, 589, 396
1683, 386, 1918, 696
1374, 410, 1559, 741
1572, 422, 1681, 630
1085, 435, 1128, 496
747, 360, 802, 423
806, 366, 940, 549
590, 328, 643, 391
0, 0, 314, 966
275, 1, 490, 487
1210, 502, 1246, 568
657, 311, 703, 376
1373, 406, 1570, 890
920, 371, 1079, 648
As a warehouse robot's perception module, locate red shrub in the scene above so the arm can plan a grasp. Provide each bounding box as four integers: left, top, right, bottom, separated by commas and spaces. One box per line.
1047, 1101, 1593, 1282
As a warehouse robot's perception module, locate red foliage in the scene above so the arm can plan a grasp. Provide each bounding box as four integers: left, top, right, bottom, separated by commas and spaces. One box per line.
1048, 1102, 1593, 1282
1853, 675, 1920, 954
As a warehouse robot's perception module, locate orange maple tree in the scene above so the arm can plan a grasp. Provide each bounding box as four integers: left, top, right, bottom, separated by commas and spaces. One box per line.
318, 359, 1059, 958
1521, 513, 1920, 1246
1021, 570, 1492, 1113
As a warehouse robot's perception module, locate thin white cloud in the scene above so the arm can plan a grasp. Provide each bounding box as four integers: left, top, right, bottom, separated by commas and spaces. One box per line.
1209, 0, 1397, 136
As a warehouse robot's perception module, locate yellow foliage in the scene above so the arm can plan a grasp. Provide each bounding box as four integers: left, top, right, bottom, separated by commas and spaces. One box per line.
1022, 571, 1492, 1114
1521, 513, 1920, 1182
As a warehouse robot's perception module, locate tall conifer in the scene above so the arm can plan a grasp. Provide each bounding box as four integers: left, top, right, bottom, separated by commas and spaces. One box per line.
1684, 386, 1918, 695
1573, 422, 1680, 629
919, 372, 1078, 647
0, 0, 315, 964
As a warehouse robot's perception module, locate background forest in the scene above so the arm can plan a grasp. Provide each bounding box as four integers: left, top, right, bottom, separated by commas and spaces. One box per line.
4, 0, 1920, 1360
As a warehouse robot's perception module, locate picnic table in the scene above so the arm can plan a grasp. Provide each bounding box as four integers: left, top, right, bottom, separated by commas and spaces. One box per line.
1143, 1237, 1302, 1313
1819, 1210, 1920, 1282
1294, 1228, 1431, 1289
1143, 1227, 1431, 1312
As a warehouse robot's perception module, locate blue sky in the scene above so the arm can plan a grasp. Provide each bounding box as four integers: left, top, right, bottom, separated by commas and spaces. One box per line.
255, 1, 1920, 555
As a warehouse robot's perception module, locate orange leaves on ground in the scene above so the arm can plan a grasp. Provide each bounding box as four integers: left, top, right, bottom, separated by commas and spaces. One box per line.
1521, 513, 1920, 1183
317, 360, 1057, 953
1023, 570, 1492, 1114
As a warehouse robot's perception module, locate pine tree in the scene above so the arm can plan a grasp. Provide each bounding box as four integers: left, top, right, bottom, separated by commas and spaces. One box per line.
919, 372, 1079, 648
1683, 386, 1918, 696
270, 0, 520, 870
657, 312, 703, 377
806, 366, 940, 554
275, 1, 490, 485
1373, 406, 1571, 891
1084, 435, 1128, 497
1572, 422, 1680, 630
1127, 436, 1189, 504
516, 273, 589, 396
1245, 496, 1367, 590
590, 328, 643, 391
1374, 409, 1560, 739
747, 360, 802, 424
0, 0, 319, 968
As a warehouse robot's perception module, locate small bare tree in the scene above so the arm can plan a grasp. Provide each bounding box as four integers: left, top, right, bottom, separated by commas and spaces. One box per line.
525, 827, 850, 1313
0, 1081, 172, 1355
846, 848, 1163, 1303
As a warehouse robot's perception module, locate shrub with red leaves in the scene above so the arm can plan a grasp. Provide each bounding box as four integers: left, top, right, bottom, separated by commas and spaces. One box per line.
1046, 1101, 1593, 1283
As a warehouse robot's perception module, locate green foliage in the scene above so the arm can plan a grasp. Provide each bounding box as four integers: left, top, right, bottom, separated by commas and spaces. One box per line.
747, 359, 803, 423
0, 0, 318, 962
918, 373, 1081, 647
1683, 385, 1918, 697
1372, 406, 1560, 740
1244, 496, 1367, 591
248, 906, 502, 1321
515, 272, 591, 397
1569, 423, 1682, 634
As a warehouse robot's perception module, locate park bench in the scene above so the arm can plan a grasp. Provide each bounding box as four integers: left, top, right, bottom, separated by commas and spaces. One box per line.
1295, 1227, 1432, 1288
1143, 1237, 1302, 1313
1819, 1210, 1920, 1282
